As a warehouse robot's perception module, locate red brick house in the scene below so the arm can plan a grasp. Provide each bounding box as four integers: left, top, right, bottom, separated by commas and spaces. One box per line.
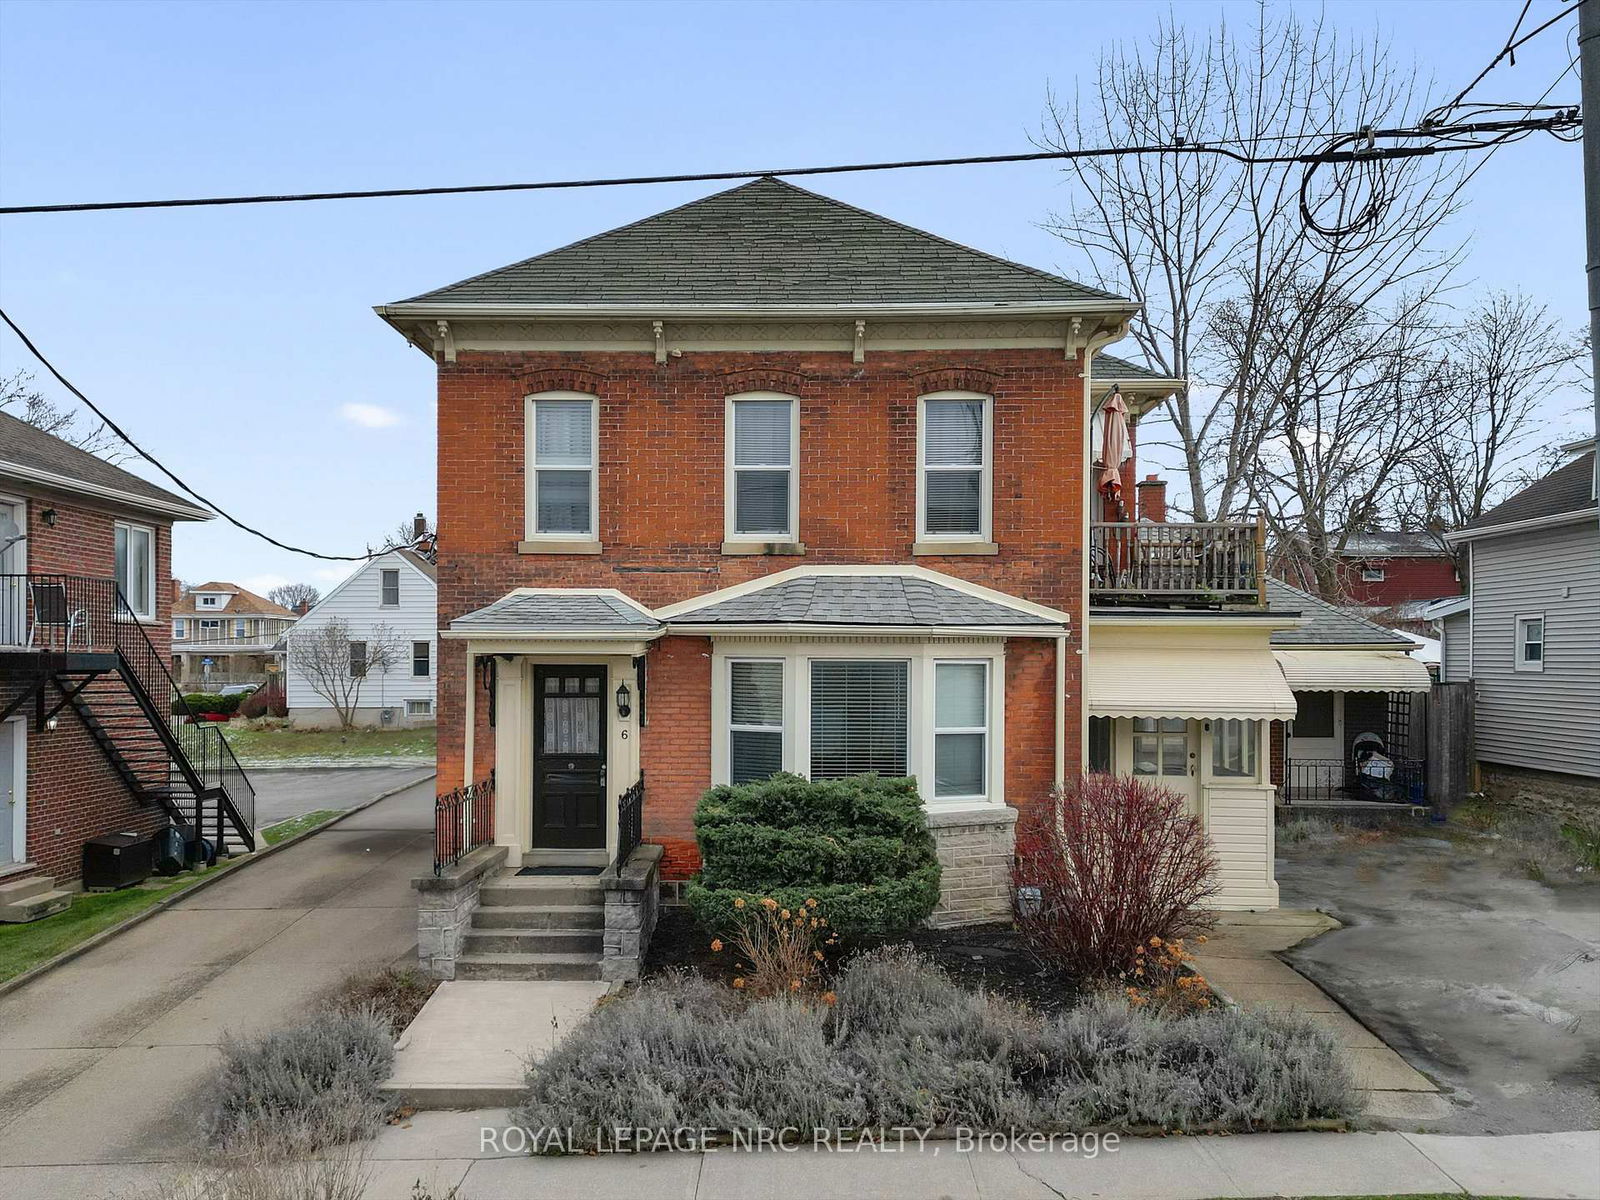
0, 413, 256, 917
1281, 530, 1462, 609
383, 179, 1303, 975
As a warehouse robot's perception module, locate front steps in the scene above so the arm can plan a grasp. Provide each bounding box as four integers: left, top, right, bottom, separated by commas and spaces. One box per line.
0, 873, 74, 923
454, 872, 605, 981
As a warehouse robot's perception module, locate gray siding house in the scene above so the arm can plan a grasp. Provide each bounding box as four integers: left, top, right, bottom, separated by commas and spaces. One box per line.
1432, 447, 1600, 796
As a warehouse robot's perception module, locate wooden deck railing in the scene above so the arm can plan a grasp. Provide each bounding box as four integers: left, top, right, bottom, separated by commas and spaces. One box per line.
1090, 516, 1266, 605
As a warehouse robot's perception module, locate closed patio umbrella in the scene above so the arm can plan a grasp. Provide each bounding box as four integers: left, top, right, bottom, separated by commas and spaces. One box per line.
1098, 387, 1132, 502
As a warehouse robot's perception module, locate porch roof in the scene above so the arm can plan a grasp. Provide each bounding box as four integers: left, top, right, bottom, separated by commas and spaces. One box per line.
1274, 649, 1433, 693
656, 567, 1070, 632
1086, 644, 1297, 721
447, 589, 661, 638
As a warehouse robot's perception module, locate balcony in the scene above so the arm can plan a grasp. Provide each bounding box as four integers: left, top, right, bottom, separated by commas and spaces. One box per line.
1090, 519, 1265, 606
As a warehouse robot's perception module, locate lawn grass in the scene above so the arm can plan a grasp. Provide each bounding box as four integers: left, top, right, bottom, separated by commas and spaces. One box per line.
0, 862, 240, 985
220, 724, 436, 763
261, 809, 344, 845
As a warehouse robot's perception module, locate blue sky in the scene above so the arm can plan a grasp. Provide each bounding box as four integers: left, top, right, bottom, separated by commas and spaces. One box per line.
0, 0, 1586, 596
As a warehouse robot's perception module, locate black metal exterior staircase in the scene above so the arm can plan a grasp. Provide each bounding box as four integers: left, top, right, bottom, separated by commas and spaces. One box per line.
0, 574, 256, 855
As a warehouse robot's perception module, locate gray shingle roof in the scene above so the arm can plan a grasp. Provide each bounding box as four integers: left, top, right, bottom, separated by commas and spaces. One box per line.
1266, 579, 1411, 647
1095, 354, 1176, 383
0, 410, 206, 517
1335, 530, 1450, 557
450, 591, 660, 634
395, 177, 1128, 309
1462, 450, 1597, 532
670, 575, 1062, 627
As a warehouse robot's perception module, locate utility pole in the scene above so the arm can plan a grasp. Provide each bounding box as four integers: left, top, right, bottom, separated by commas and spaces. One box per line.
1583, 0, 1600, 470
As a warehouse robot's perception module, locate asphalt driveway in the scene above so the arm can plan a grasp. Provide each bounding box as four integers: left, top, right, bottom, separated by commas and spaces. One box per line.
251, 765, 437, 826
0, 779, 434, 1199
1278, 831, 1600, 1135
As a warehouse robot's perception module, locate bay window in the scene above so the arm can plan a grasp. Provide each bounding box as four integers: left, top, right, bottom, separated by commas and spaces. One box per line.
527, 392, 597, 539
810, 660, 908, 779
114, 521, 155, 620
729, 660, 784, 784
933, 661, 987, 799
726, 394, 798, 544
918, 393, 990, 540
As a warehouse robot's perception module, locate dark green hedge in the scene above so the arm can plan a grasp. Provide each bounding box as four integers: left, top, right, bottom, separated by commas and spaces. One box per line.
687, 773, 941, 939
175, 692, 242, 716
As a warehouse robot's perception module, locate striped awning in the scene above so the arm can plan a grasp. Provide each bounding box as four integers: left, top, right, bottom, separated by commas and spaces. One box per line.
1087, 644, 1297, 721
1274, 650, 1432, 693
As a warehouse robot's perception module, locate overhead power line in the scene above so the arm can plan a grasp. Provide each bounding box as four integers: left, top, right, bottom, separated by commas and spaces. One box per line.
1430, 0, 1585, 122
0, 306, 394, 562
0, 115, 1579, 217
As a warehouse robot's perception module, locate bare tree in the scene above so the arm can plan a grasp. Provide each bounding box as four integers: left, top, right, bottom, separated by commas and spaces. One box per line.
268, 582, 321, 612
367, 512, 436, 564
1042, 6, 1467, 523
0, 370, 124, 461
286, 618, 402, 730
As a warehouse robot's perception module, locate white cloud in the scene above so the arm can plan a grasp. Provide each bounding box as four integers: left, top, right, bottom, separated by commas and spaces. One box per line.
312, 564, 354, 585
240, 573, 292, 596
340, 403, 403, 429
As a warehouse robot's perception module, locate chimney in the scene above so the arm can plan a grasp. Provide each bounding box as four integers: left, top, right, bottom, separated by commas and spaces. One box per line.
1136, 474, 1168, 523
412, 512, 427, 542
294, 599, 311, 616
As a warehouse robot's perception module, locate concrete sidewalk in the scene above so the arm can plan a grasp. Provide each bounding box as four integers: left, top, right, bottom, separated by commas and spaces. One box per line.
0, 778, 435, 1186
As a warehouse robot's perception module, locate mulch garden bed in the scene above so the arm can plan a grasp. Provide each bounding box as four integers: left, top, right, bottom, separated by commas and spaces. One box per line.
645, 905, 1082, 1014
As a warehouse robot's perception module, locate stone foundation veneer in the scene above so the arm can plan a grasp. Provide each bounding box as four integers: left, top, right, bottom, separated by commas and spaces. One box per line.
412, 844, 507, 980
601, 844, 663, 982
925, 806, 1018, 929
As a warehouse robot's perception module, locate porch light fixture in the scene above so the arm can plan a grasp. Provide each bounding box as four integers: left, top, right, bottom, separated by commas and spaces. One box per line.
615, 679, 632, 719
41, 508, 57, 527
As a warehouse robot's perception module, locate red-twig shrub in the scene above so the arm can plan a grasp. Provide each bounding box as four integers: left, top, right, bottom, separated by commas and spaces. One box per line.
239, 682, 288, 719
1013, 774, 1219, 981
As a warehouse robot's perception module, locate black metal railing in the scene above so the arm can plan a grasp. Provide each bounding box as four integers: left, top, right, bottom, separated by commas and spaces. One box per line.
434, 770, 495, 874
0, 573, 120, 653
615, 773, 644, 870
1090, 519, 1265, 604
1282, 758, 1426, 805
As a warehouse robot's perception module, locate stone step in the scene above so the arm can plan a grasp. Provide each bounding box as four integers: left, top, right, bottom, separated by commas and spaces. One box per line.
464, 927, 603, 955
0, 888, 74, 924
454, 952, 601, 981
479, 877, 606, 908
472, 904, 605, 930
0, 874, 54, 904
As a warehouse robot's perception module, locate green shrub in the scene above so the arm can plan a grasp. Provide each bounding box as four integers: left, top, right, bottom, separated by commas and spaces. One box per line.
686, 773, 940, 939
179, 692, 242, 717
515, 949, 1358, 1149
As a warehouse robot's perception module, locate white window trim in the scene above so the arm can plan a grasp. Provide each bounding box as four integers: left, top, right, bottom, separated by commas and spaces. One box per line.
1206, 717, 1262, 782
524, 390, 600, 543
405, 698, 433, 716
114, 520, 156, 621
1514, 612, 1545, 673
1360, 566, 1387, 582
710, 639, 1005, 810
916, 391, 993, 544
173, 618, 186, 638
932, 659, 989, 802
724, 657, 787, 784
380, 568, 401, 607
412, 640, 431, 678
723, 393, 800, 548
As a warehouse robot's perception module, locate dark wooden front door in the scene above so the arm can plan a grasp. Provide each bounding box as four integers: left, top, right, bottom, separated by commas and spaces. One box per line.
532, 665, 607, 849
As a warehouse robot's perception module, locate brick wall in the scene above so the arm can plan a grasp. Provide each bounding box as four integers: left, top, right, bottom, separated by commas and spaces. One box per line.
434, 347, 1090, 864
7, 485, 178, 883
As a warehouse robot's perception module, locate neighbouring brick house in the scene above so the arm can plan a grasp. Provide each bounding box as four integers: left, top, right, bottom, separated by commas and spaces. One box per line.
1, 412, 256, 913
383, 178, 1311, 974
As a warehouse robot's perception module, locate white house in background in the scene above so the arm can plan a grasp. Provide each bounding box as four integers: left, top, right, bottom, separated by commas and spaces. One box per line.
284, 549, 438, 729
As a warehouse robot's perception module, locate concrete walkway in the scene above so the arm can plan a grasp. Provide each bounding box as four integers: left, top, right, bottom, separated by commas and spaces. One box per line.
0, 778, 435, 1197
1193, 910, 1450, 1124
356, 1121, 1600, 1200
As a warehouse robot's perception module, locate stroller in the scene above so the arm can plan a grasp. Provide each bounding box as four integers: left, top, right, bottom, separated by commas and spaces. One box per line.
1351, 731, 1407, 803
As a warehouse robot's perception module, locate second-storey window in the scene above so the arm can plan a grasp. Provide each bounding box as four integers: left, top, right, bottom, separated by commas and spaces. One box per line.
412, 640, 430, 677
233, 619, 247, 638
729, 659, 784, 784
380, 568, 400, 606
919, 393, 990, 539
114, 521, 155, 620
173, 618, 186, 639
527, 392, 597, 538
727, 394, 797, 540
1515, 614, 1545, 671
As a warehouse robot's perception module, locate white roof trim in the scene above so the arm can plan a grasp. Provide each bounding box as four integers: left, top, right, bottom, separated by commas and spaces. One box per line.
668, 623, 1043, 639
0, 459, 212, 522
1274, 649, 1433, 693
1446, 508, 1598, 544
291, 548, 437, 630
653, 563, 1072, 626
1422, 596, 1472, 620
1091, 612, 1306, 630
495, 587, 658, 620
441, 628, 665, 643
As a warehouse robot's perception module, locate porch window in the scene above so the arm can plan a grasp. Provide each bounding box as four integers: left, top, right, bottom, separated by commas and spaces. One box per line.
527, 393, 597, 538
349, 641, 367, 678
1292, 691, 1335, 738
729, 659, 784, 784
380, 569, 401, 606
1132, 717, 1186, 777
114, 521, 155, 620
933, 661, 987, 798
1088, 716, 1113, 772
1515, 614, 1544, 672
918, 393, 990, 539
809, 660, 908, 779
412, 640, 430, 677
1211, 719, 1260, 779
728, 395, 797, 540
